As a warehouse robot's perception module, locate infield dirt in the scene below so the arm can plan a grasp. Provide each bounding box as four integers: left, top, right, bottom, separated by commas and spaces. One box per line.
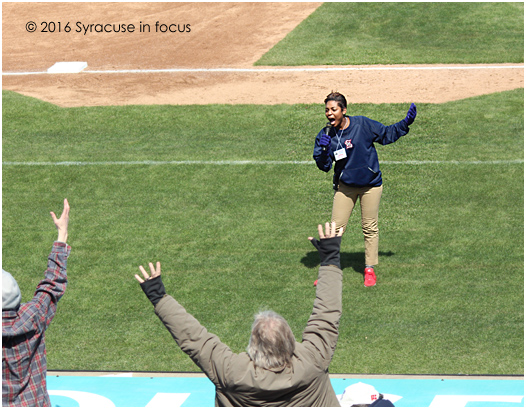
2, 2, 524, 107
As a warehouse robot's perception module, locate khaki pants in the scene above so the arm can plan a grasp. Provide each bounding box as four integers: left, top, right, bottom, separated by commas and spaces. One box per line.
331, 183, 383, 266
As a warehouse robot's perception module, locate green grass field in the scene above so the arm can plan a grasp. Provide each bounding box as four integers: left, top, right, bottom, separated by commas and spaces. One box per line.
2, 88, 523, 374
2, 2, 524, 376
256, 2, 524, 65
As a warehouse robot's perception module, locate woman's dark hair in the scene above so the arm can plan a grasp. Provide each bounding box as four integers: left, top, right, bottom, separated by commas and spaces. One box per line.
324, 91, 347, 110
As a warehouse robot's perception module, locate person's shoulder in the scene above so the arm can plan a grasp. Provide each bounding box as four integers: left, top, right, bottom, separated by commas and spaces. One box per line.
349, 115, 372, 126
351, 115, 372, 121
294, 340, 323, 362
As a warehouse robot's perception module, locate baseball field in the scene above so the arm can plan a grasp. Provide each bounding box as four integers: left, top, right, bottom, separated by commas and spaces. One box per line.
2, 2, 524, 378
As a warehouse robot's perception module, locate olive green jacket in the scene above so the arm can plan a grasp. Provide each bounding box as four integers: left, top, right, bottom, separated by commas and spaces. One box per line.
154, 265, 342, 407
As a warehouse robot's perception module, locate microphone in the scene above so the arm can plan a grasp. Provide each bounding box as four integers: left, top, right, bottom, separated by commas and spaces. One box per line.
322, 123, 332, 152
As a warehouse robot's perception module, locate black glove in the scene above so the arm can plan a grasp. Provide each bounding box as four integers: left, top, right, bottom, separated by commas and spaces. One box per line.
140, 276, 166, 306
310, 236, 342, 269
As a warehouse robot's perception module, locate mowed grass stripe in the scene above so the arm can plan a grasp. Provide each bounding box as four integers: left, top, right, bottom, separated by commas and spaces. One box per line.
2, 159, 524, 166
3, 89, 523, 164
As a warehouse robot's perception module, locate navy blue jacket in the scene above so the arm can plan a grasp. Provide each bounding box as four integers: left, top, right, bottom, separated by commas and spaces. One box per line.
313, 115, 409, 189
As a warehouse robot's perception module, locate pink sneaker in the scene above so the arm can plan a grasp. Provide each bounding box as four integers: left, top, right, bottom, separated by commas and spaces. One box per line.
313, 279, 318, 287
364, 267, 376, 287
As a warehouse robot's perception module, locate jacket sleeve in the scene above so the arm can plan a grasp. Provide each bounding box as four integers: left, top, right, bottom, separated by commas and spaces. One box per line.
301, 265, 342, 370
26, 241, 70, 332
154, 295, 234, 387
364, 116, 409, 146
313, 129, 333, 172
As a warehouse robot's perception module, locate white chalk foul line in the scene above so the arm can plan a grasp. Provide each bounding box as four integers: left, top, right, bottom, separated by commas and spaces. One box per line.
2, 65, 524, 76
2, 160, 523, 166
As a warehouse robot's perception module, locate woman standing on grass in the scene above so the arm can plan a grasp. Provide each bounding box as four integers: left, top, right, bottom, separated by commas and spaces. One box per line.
313, 92, 417, 287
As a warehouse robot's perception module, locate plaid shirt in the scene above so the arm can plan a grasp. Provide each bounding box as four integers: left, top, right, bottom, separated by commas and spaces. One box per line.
2, 242, 70, 407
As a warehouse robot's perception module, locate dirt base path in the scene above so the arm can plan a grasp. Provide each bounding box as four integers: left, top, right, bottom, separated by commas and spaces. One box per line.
2, 3, 523, 107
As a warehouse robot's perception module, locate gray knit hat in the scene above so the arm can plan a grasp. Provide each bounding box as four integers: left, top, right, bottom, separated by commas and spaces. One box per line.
2, 269, 21, 310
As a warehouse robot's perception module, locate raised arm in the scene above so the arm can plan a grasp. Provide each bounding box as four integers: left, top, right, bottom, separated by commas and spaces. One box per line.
302, 222, 343, 369
368, 103, 417, 145
135, 262, 234, 386
27, 199, 71, 327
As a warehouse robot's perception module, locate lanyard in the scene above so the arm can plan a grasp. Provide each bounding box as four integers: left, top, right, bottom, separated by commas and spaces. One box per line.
335, 116, 347, 149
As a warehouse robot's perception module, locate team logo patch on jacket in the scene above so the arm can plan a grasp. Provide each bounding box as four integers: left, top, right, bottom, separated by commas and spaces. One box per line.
345, 139, 353, 149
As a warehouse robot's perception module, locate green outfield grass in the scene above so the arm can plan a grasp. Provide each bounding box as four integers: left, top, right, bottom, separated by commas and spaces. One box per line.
256, 2, 524, 66
2, 89, 523, 374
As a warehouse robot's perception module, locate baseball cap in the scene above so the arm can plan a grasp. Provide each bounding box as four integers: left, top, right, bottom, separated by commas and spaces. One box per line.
338, 382, 380, 406
2, 269, 21, 310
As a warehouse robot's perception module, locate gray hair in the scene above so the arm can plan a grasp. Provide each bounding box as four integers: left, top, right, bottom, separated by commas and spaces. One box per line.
247, 310, 295, 370
2, 270, 21, 310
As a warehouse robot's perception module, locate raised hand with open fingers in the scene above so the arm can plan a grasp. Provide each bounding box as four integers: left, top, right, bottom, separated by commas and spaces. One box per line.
308, 221, 344, 241
135, 261, 166, 307
50, 198, 70, 243
135, 261, 161, 283
308, 222, 343, 269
